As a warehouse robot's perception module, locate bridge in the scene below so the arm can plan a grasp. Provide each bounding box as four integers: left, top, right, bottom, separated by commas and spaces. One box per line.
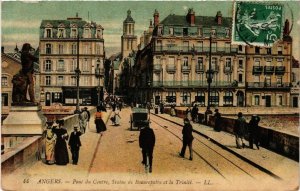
1, 107, 299, 190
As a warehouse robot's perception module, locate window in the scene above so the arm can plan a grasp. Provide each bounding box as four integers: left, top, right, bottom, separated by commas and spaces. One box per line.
212, 42, 217, 52
183, 41, 189, 52
255, 47, 260, 54
57, 60, 64, 71
292, 72, 296, 82
278, 46, 282, 55
238, 74, 243, 82
277, 76, 283, 86
46, 76, 51, 86
225, 43, 230, 53
169, 27, 174, 35
58, 44, 64, 54
96, 29, 102, 38
57, 76, 64, 86
45, 60, 52, 72
183, 57, 188, 67
83, 59, 88, 72
210, 91, 219, 106
239, 60, 243, 69
156, 40, 162, 51
182, 74, 189, 86
254, 95, 260, 105
46, 44, 52, 54
84, 28, 90, 38
1, 93, 8, 106
71, 59, 76, 72
166, 91, 176, 103
254, 59, 260, 66
195, 91, 205, 105
265, 76, 271, 86
277, 61, 283, 67
198, 28, 202, 36
254, 75, 260, 83
157, 27, 162, 35
127, 40, 130, 50
266, 60, 271, 66
183, 28, 188, 36
71, 76, 76, 86
238, 45, 243, 51
46, 29, 52, 38
72, 44, 77, 54
96, 43, 102, 55
84, 44, 90, 54
277, 95, 283, 106
223, 91, 233, 106
71, 28, 77, 38
57, 28, 64, 38
197, 57, 204, 70
53, 92, 62, 103
129, 24, 132, 35
1, 77, 8, 86
266, 48, 271, 55
211, 29, 216, 37
225, 58, 231, 67
225, 29, 230, 38
181, 92, 191, 105
212, 57, 218, 71
197, 41, 203, 52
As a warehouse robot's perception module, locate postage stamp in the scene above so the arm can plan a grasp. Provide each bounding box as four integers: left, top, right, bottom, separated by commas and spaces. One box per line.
232, 1, 284, 47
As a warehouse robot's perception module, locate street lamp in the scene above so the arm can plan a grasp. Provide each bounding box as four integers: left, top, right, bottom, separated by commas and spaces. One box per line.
206, 36, 213, 110
95, 60, 104, 106
74, 30, 81, 114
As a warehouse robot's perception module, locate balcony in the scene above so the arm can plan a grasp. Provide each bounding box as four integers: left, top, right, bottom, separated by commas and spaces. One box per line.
153, 64, 162, 73
210, 65, 219, 72
195, 65, 205, 73
264, 66, 274, 74
247, 82, 290, 89
223, 65, 233, 73
252, 66, 263, 75
181, 65, 191, 73
166, 64, 176, 73
275, 66, 285, 75
152, 80, 237, 88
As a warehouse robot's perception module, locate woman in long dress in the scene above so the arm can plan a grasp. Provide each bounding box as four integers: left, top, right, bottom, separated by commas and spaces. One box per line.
52, 120, 69, 165
44, 122, 56, 165
95, 106, 107, 133
114, 109, 121, 126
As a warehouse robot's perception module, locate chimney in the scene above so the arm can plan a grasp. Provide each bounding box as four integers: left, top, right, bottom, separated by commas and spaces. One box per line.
153, 9, 159, 27
216, 11, 222, 25
284, 19, 290, 36
150, 19, 153, 27
186, 8, 195, 26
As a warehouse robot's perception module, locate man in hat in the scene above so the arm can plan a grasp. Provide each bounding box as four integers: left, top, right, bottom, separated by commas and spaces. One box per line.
68, 126, 82, 165
248, 115, 261, 149
139, 124, 155, 173
214, 109, 222, 132
179, 118, 194, 160
234, 112, 247, 149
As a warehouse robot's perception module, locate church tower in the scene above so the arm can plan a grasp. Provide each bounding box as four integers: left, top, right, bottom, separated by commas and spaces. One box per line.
121, 10, 137, 58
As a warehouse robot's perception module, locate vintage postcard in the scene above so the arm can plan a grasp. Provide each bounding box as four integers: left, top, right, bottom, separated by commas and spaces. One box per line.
1, 1, 299, 191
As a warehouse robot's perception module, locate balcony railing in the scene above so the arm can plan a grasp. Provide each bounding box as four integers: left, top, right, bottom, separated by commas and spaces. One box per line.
223, 65, 233, 73
252, 66, 263, 74
247, 82, 290, 88
207, 65, 219, 73
275, 66, 285, 75
152, 80, 237, 88
181, 65, 191, 73
153, 64, 162, 73
166, 64, 176, 73
264, 66, 274, 74
154, 46, 238, 53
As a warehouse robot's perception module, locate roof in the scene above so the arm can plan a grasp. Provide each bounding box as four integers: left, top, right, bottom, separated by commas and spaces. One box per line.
124, 10, 135, 23
160, 14, 232, 27
40, 19, 103, 29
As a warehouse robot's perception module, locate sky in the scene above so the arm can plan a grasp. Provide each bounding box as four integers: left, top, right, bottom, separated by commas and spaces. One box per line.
1, 1, 300, 59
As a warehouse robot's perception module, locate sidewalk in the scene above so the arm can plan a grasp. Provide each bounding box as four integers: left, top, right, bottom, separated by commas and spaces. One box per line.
152, 111, 299, 182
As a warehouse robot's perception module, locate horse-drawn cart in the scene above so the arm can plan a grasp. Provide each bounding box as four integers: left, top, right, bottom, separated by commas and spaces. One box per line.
130, 107, 149, 130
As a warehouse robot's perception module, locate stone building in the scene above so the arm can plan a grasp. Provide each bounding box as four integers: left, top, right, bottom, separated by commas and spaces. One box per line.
39, 14, 105, 106
134, 9, 293, 107
291, 57, 299, 107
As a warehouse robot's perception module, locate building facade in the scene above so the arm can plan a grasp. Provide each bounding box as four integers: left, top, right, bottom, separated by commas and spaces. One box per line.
39, 15, 105, 106
134, 9, 293, 107
291, 57, 299, 107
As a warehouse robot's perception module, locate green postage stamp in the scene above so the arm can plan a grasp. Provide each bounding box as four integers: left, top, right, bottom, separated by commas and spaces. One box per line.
232, 1, 284, 47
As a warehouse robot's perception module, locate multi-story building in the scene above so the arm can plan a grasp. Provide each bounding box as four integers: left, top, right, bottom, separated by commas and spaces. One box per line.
134, 9, 293, 107
39, 14, 105, 106
291, 57, 299, 107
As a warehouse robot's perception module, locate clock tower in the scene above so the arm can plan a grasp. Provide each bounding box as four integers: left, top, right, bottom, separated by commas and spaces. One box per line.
121, 10, 137, 58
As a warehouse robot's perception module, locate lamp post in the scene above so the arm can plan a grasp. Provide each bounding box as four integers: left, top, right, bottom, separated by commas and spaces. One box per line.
74, 31, 81, 114
206, 36, 213, 110
95, 60, 103, 106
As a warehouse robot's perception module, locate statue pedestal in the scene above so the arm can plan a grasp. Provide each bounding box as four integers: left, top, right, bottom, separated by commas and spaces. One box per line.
2, 105, 46, 136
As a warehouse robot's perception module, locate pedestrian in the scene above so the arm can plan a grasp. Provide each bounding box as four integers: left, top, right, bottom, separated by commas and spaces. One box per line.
94, 106, 107, 133
179, 118, 194, 160
234, 112, 247, 149
159, 102, 164, 114
248, 115, 261, 150
113, 109, 121, 126
79, 108, 89, 134
191, 104, 198, 123
204, 106, 212, 125
68, 126, 82, 165
52, 120, 69, 165
44, 121, 56, 165
186, 107, 192, 121
214, 109, 222, 132
170, 105, 176, 117
139, 124, 156, 173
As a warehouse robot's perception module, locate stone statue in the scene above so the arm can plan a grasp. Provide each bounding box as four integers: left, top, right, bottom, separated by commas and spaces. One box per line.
12, 43, 38, 104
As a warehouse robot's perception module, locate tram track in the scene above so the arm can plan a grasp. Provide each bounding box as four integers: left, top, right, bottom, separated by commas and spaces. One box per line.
150, 113, 281, 181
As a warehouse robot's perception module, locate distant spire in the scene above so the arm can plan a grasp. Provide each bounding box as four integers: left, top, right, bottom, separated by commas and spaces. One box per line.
127, 9, 131, 16
14, 44, 19, 53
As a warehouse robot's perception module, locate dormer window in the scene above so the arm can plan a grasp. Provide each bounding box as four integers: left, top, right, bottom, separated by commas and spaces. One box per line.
211, 29, 216, 37
198, 28, 202, 37
83, 28, 91, 38
157, 27, 162, 35
71, 28, 78, 38
169, 27, 174, 35
225, 29, 230, 38
96, 29, 102, 38
45, 28, 52, 38
57, 28, 65, 38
